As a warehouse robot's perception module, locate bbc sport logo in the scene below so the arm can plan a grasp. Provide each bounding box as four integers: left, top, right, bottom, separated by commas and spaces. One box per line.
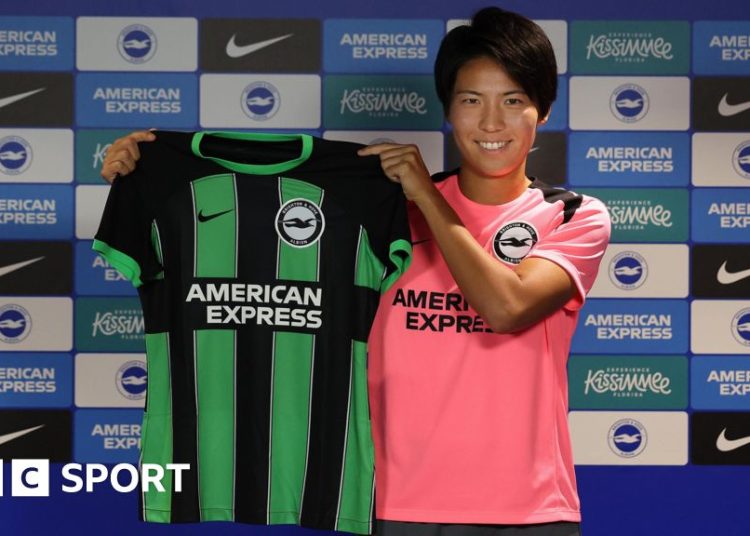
0, 460, 189, 497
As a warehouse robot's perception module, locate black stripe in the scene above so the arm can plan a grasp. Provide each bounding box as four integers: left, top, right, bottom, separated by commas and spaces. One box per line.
299, 316, 352, 529
300, 205, 360, 529
233, 178, 278, 522
169, 325, 200, 521
168, 188, 200, 522
529, 178, 583, 224
233, 328, 273, 523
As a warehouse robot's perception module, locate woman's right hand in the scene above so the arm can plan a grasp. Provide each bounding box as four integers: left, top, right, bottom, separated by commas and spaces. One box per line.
100, 130, 157, 183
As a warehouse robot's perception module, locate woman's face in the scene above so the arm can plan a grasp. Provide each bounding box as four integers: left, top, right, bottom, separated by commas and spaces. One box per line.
448, 56, 544, 184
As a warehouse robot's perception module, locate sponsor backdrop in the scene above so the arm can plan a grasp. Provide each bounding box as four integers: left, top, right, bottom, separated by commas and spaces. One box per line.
0, 0, 748, 535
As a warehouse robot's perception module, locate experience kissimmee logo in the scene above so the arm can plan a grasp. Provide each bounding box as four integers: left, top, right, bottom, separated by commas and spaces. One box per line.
324, 75, 441, 129
578, 188, 688, 243
75, 298, 144, 352
571, 21, 689, 74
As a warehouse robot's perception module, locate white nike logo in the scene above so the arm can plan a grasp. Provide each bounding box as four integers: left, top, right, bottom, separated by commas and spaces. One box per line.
0, 424, 45, 446
0, 87, 46, 110
716, 428, 750, 452
225, 34, 293, 58
718, 94, 750, 117
717, 261, 750, 285
0, 257, 44, 278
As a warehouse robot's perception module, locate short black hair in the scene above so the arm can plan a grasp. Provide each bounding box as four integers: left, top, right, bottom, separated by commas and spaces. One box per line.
434, 7, 557, 119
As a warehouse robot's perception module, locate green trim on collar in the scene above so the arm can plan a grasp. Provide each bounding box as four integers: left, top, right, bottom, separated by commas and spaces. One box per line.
191, 131, 313, 175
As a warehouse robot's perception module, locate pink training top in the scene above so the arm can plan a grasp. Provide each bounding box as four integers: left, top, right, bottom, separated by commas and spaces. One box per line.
368, 174, 611, 525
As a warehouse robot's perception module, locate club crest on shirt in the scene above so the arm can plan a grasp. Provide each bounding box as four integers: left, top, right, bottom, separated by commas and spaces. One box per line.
492, 221, 538, 264
275, 198, 325, 248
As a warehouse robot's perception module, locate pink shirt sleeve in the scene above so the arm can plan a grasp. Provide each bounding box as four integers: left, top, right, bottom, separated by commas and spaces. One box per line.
527, 195, 612, 311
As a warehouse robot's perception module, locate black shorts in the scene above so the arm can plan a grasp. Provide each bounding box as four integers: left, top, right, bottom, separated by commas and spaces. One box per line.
375, 520, 581, 536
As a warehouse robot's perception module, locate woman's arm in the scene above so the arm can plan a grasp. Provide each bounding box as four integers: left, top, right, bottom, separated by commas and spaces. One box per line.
359, 142, 575, 333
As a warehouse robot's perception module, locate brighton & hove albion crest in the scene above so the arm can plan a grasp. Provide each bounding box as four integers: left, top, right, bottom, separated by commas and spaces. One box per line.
492, 222, 538, 264
610, 83, 649, 123
118, 24, 157, 64
275, 198, 325, 247
609, 251, 648, 290
732, 140, 750, 180
608, 418, 647, 458
0, 136, 32, 175
0, 303, 32, 343
241, 81, 280, 120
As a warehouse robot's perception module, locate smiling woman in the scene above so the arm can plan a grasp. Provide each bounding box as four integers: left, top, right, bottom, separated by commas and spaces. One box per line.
360, 8, 610, 536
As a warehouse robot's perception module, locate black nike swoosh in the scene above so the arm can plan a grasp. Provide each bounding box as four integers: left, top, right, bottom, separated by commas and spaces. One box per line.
412, 238, 431, 246
198, 209, 233, 223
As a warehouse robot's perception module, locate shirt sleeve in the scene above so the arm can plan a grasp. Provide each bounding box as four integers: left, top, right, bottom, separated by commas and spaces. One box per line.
527, 195, 611, 311
361, 173, 413, 293
91, 171, 163, 288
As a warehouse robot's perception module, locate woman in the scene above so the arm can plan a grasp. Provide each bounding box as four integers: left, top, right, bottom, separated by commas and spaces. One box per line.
102, 8, 610, 535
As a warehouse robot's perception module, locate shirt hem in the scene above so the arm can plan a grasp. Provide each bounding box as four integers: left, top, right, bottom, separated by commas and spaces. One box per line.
142, 508, 372, 534
376, 507, 581, 525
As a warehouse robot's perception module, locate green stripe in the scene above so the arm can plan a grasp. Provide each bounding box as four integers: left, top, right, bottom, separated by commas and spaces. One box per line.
142, 332, 173, 521
336, 340, 374, 532
354, 227, 385, 292
196, 329, 235, 519
268, 177, 322, 521
192, 173, 237, 520
193, 173, 237, 278
269, 332, 314, 523
278, 177, 323, 282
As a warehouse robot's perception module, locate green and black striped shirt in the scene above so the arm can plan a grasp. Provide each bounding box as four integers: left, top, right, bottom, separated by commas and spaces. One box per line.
93, 131, 412, 534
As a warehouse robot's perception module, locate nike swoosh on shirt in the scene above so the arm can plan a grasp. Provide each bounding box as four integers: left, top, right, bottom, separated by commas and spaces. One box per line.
717, 94, 750, 117
0, 87, 46, 110
0, 425, 45, 447
0, 257, 45, 278
716, 428, 750, 452
198, 209, 233, 223
716, 261, 750, 285
225, 34, 294, 58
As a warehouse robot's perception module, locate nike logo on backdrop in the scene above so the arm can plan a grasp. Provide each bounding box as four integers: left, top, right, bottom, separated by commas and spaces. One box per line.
0, 257, 44, 278
0, 88, 46, 110
718, 94, 750, 117
0, 424, 45, 446
198, 209, 233, 223
717, 261, 750, 285
225, 34, 293, 58
716, 428, 750, 452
